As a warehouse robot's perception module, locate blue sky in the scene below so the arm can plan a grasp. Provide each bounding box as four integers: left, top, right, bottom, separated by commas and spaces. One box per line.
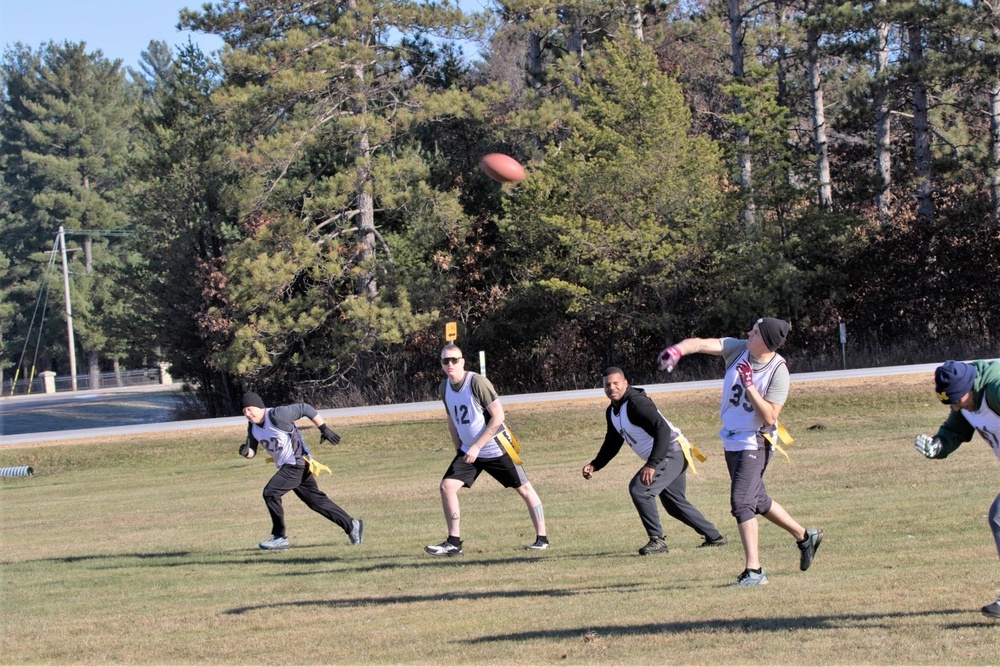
1, 0, 489, 69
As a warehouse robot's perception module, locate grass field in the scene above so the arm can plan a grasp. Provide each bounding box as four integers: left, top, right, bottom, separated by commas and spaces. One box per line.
1, 374, 998, 665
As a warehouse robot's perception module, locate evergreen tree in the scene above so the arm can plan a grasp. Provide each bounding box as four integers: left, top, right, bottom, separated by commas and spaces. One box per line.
0, 42, 137, 382
180, 0, 475, 401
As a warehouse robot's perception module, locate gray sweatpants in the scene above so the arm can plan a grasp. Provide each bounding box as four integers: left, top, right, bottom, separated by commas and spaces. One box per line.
628, 449, 723, 541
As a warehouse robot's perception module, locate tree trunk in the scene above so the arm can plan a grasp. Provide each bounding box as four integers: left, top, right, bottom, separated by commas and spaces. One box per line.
528, 32, 543, 89
113, 358, 122, 387
908, 24, 934, 222
627, 3, 644, 42
89, 351, 100, 389
875, 0, 892, 221
807, 22, 832, 209
728, 0, 755, 230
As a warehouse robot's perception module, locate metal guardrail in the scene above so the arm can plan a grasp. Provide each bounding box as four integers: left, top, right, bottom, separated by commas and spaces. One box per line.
2, 368, 164, 396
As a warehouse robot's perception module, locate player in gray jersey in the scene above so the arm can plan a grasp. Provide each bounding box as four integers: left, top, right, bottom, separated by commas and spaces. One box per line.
658, 318, 823, 586
583, 367, 727, 555
239, 391, 363, 551
424, 343, 548, 556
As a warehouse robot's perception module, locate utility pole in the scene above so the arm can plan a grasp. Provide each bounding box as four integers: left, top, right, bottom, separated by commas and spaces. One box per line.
58, 226, 78, 390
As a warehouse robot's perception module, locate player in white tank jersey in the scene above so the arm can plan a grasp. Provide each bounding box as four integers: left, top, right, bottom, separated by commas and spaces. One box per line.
658, 317, 823, 587
424, 343, 549, 557
915, 359, 1000, 619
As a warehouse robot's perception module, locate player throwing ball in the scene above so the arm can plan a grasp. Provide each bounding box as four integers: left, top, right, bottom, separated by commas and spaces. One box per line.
915, 359, 1000, 619
425, 343, 549, 556
658, 318, 823, 586
240, 392, 363, 550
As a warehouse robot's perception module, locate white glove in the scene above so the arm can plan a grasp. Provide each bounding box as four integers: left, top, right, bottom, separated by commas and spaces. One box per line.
914, 434, 942, 458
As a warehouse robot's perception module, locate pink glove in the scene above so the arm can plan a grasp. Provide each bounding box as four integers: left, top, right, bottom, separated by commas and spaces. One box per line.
657, 345, 681, 372
736, 359, 753, 387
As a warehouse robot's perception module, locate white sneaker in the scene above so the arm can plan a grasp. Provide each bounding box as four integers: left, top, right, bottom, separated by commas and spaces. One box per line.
259, 535, 290, 550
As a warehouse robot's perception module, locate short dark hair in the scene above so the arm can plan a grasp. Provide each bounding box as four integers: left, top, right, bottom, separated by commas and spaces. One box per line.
603, 366, 625, 379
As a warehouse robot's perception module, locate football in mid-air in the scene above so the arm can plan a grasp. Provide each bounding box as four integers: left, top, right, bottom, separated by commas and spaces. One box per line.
480, 153, 526, 183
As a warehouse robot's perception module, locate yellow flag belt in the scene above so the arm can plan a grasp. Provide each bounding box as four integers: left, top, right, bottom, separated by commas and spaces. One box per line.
762, 423, 795, 463
265, 455, 333, 478
676, 434, 708, 474
494, 428, 523, 465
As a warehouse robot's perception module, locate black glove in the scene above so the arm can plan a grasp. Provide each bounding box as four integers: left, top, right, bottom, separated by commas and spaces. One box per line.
319, 424, 341, 445
239, 442, 254, 458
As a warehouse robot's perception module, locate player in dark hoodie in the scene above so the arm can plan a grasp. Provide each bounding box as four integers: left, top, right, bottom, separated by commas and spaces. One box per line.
582, 367, 727, 555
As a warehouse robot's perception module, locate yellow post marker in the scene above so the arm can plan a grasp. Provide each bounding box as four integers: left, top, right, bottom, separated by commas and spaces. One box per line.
445, 322, 457, 341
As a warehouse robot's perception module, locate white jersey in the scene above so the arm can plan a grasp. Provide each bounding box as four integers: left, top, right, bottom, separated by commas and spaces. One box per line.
719, 344, 787, 452
960, 398, 1000, 463
251, 410, 304, 468
444, 372, 505, 458
611, 400, 680, 460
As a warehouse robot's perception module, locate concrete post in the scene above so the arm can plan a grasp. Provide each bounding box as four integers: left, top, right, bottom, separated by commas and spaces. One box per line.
41, 371, 57, 394
158, 362, 173, 385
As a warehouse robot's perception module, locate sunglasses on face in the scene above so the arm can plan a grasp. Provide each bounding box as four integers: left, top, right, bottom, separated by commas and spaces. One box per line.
441, 357, 462, 365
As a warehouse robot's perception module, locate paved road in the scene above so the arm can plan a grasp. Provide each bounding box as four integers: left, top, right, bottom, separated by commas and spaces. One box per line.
0, 363, 942, 447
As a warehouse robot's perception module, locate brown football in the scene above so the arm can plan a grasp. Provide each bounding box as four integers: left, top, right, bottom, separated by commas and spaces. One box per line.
480, 153, 526, 183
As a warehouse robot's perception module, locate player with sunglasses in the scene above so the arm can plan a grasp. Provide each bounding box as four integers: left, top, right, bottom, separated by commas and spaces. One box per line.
424, 343, 549, 556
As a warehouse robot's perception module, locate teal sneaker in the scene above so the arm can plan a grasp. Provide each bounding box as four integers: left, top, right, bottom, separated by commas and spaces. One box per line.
349, 518, 364, 545
732, 569, 769, 586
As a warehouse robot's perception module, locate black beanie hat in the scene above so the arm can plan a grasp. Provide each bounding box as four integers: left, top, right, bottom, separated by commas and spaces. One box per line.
757, 317, 790, 351
242, 391, 265, 409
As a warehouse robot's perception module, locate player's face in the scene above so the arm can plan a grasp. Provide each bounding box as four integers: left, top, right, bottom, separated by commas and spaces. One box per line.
950, 391, 974, 411
243, 405, 265, 424
747, 324, 768, 357
440, 351, 465, 380
603, 373, 628, 403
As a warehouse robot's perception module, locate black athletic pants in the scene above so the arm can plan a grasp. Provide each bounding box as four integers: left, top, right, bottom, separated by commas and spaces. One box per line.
263, 462, 353, 537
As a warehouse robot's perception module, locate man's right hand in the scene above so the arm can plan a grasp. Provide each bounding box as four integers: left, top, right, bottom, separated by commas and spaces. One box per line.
582, 464, 594, 480
657, 345, 681, 372
914, 434, 942, 458
239, 443, 255, 459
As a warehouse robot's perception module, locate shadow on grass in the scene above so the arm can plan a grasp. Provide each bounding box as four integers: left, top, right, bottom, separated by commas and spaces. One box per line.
223, 582, 646, 615
458, 609, 982, 640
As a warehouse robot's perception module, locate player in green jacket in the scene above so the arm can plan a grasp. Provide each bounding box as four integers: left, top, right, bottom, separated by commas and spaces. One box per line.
915, 359, 1000, 619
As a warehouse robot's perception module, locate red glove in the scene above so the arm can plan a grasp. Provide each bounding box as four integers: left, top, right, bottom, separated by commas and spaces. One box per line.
657, 345, 681, 372
736, 359, 753, 387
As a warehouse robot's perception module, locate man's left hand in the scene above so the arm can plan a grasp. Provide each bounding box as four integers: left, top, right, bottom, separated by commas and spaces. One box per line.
319, 424, 341, 445
736, 359, 753, 387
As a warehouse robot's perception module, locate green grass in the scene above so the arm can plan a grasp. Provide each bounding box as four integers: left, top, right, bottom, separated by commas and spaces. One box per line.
1, 374, 998, 665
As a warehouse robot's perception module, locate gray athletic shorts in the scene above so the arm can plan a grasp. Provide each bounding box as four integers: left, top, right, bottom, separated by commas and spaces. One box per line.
725, 442, 774, 523
443, 452, 529, 489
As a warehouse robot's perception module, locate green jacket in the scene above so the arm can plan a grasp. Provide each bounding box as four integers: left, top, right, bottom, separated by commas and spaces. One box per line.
933, 360, 1000, 458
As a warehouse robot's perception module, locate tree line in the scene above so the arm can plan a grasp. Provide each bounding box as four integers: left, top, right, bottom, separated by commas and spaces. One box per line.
1, 0, 998, 416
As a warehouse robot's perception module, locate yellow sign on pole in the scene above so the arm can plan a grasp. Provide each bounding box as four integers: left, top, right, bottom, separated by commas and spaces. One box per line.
445, 322, 457, 341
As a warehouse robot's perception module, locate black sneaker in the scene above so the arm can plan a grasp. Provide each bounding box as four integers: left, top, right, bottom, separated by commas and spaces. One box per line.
526, 539, 550, 550
698, 534, 728, 548
638, 536, 668, 555
982, 598, 1000, 619
424, 540, 463, 557
798, 528, 823, 571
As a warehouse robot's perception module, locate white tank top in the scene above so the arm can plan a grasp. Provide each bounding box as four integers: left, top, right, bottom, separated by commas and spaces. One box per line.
960, 398, 1000, 463
251, 411, 303, 468
719, 349, 786, 451
611, 400, 680, 460
444, 372, 504, 458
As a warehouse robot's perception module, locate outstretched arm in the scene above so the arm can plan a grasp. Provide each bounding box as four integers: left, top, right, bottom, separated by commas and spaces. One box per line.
658, 337, 723, 371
